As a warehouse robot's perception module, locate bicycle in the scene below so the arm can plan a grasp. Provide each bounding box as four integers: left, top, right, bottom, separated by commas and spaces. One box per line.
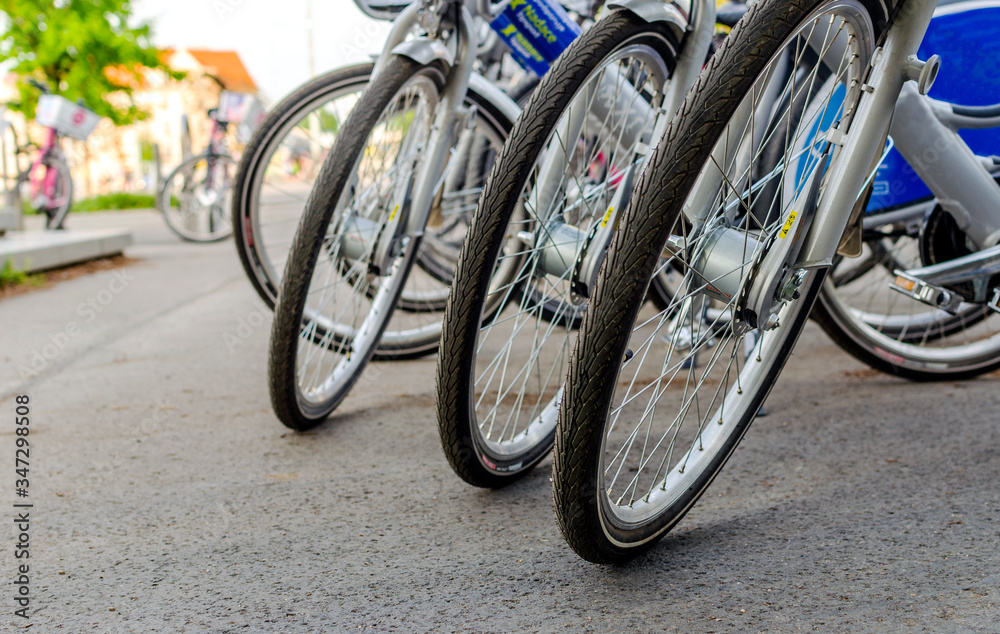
809, 0, 1000, 379
435, 0, 737, 486
553, 0, 1000, 563
9, 80, 99, 230
267, 0, 571, 430
230, 1, 546, 312
159, 107, 237, 242
438, 0, 1000, 490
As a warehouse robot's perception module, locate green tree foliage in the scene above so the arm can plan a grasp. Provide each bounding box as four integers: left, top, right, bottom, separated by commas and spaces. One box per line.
0, 0, 184, 126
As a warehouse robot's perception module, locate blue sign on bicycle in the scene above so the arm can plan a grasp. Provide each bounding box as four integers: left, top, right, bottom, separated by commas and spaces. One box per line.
490, 0, 582, 76
867, 1, 1000, 213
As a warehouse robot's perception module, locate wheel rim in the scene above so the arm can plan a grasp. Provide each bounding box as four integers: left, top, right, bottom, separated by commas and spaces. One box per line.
293, 72, 439, 409
596, 5, 874, 531
471, 40, 675, 460
244, 73, 370, 301
164, 156, 235, 240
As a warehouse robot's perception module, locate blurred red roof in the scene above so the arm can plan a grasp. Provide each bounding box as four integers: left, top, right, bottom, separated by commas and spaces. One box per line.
163, 49, 258, 93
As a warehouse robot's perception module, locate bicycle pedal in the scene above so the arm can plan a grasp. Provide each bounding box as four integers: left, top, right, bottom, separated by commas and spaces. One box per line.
988, 287, 1000, 314
890, 272, 963, 314
660, 325, 716, 353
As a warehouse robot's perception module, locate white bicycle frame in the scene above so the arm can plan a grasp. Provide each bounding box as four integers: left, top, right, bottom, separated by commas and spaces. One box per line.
340, 0, 521, 274
680, 0, 1000, 329
799, 0, 1000, 313
513, 0, 716, 294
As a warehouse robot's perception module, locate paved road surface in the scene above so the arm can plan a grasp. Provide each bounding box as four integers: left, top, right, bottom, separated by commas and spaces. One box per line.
2, 211, 998, 631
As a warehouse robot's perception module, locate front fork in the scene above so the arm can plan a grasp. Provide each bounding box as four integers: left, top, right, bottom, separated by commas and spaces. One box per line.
683, 0, 937, 330
795, 0, 936, 269
517, 0, 716, 292
337, 4, 479, 276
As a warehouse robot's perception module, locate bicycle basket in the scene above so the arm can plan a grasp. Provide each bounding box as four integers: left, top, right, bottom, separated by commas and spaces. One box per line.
217, 91, 262, 124
35, 95, 101, 141
353, 0, 412, 20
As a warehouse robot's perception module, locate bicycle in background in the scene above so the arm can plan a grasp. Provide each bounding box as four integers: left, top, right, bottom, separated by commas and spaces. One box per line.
159, 104, 240, 243
8, 79, 100, 230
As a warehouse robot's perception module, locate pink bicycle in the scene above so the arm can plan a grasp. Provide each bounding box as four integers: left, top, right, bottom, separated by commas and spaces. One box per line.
12, 79, 98, 230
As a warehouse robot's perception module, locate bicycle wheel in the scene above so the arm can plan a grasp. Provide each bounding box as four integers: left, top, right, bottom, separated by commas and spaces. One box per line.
232, 64, 372, 308
233, 64, 536, 312
812, 208, 1000, 379
268, 56, 513, 430
553, 0, 880, 563
41, 156, 73, 230
436, 11, 680, 487
160, 153, 236, 242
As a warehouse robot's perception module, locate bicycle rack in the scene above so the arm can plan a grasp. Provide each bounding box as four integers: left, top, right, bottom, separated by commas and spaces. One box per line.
0, 105, 22, 236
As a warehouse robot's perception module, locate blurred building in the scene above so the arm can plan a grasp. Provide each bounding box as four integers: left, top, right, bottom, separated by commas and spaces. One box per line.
2, 49, 259, 198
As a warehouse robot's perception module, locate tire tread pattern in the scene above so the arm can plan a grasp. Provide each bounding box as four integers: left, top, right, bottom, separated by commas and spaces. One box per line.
552, 0, 882, 563
269, 57, 438, 430
436, 12, 678, 487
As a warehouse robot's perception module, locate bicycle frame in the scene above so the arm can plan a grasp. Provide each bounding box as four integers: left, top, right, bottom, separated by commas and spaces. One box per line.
337, 0, 522, 274
797, 0, 1000, 313
675, 0, 1000, 328
204, 118, 229, 191
27, 127, 67, 208
508, 0, 715, 294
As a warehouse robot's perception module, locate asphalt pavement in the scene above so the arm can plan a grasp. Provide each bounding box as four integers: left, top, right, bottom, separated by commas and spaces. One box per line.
1, 210, 998, 631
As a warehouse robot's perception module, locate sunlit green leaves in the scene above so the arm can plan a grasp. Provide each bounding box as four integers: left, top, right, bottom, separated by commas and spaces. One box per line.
0, 0, 184, 125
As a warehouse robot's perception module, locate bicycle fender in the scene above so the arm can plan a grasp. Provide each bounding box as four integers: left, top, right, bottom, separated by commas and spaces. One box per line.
390, 37, 457, 69
468, 73, 521, 131
606, 0, 689, 40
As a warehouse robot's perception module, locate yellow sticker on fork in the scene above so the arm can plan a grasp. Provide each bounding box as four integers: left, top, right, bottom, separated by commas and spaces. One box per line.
778, 210, 797, 239
388, 204, 399, 221
601, 206, 614, 227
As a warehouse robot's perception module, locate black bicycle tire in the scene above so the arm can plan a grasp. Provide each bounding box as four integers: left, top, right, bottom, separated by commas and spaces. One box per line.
553, 0, 885, 563
232, 64, 373, 308
436, 11, 680, 488
269, 57, 443, 430
811, 278, 1000, 380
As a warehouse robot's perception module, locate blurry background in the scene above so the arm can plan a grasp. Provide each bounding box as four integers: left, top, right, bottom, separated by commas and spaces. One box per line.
0, 0, 388, 198
132, 0, 389, 103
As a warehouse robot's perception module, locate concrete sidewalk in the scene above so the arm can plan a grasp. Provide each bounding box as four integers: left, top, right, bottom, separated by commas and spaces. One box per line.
1, 210, 998, 631
0, 227, 133, 273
